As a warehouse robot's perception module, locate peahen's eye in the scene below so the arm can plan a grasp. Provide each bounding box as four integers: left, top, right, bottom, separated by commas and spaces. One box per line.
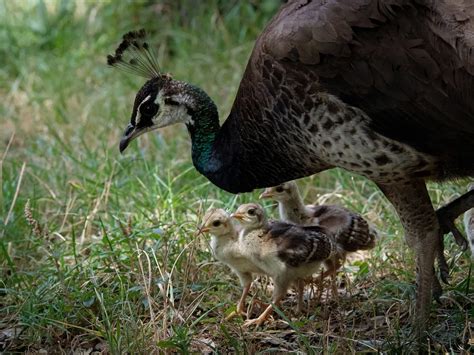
247, 209, 256, 216
140, 102, 159, 117
212, 220, 221, 227
275, 186, 284, 193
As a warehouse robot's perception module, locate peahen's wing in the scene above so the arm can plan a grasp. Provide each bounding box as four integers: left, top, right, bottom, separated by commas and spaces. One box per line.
225, 0, 474, 180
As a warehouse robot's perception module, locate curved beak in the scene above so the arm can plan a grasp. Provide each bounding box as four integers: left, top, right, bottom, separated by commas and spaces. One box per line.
119, 123, 149, 153
230, 213, 245, 221
259, 189, 274, 199
119, 124, 136, 153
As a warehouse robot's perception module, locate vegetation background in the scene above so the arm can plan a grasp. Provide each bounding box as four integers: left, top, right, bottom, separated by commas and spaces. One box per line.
1, 0, 472, 353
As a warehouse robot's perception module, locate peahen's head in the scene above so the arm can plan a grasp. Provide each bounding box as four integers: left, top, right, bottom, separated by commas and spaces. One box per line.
117, 77, 209, 152
108, 29, 218, 153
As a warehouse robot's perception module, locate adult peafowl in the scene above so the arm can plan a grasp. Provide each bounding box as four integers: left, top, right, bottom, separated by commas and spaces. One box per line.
108, 0, 474, 335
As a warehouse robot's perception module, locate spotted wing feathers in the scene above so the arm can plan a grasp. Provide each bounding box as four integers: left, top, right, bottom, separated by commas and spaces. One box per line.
232, 0, 474, 180
311, 205, 377, 252
265, 222, 336, 267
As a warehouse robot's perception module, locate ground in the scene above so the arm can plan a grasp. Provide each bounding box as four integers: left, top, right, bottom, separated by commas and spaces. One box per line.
0, 1, 472, 353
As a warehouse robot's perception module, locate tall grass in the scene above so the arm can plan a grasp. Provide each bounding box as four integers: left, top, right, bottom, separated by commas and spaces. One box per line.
1, 0, 472, 352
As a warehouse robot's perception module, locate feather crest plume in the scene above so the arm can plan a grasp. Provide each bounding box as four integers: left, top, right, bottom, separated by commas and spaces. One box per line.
107, 29, 163, 79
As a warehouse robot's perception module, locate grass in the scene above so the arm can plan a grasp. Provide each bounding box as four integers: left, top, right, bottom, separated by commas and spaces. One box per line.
1, 0, 472, 353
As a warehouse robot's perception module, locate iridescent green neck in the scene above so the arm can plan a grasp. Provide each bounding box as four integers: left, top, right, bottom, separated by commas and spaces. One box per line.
184, 85, 220, 174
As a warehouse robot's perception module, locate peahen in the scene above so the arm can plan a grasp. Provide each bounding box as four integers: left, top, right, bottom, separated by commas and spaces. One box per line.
108, 0, 474, 334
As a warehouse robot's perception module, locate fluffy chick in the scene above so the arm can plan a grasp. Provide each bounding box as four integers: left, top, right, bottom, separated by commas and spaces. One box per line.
260, 181, 377, 278
232, 203, 336, 326
200, 208, 265, 318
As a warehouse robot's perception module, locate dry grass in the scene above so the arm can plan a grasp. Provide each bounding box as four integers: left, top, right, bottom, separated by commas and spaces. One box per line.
0, 0, 472, 353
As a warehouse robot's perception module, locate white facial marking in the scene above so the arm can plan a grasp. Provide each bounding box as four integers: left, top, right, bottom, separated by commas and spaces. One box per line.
135, 95, 151, 125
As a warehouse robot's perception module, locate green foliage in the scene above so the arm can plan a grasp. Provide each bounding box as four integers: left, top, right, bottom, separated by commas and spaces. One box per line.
0, 0, 472, 353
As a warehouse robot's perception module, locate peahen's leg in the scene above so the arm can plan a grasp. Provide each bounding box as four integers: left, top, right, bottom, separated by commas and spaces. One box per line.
378, 180, 440, 337
437, 188, 474, 250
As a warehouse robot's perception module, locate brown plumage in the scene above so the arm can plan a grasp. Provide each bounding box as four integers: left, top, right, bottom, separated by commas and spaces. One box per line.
232, 203, 336, 326
110, 1, 474, 334
261, 181, 377, 279
260, 181, 376, 251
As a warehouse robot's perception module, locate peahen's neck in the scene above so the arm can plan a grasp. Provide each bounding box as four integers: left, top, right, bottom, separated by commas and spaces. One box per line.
182, 84, 250, 193
183, 85, 221, 175
181, 84, 328, 194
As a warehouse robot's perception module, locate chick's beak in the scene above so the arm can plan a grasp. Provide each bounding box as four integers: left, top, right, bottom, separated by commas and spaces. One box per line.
231, 213, 245, 221
200, 226, 210, 233
259, 189, 274, 199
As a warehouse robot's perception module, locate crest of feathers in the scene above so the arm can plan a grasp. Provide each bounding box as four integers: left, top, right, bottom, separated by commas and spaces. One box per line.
107, 29, 165, 79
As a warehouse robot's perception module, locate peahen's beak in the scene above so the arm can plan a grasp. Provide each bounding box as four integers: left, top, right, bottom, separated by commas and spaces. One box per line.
119, 123, 148, 153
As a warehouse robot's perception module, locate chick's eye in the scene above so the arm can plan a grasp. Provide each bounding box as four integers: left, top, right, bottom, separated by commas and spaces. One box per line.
140, 102, 159, 117
275, 186, 284, 193
212, 221, 221, 227
247, 209, 256, 216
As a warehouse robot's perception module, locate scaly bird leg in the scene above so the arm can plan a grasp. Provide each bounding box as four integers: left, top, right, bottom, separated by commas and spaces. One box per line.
434, 189, 474, 285
243, 298, 282, 327
226, 283, 251, 320
437, 189, 474, 250
296, 279, 305, 314
378, 180, 440, 339
314, 255, 343, 283
243, 282, 288, 327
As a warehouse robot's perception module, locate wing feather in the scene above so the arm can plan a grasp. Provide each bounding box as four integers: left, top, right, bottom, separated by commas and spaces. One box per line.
228, 0, 474, 174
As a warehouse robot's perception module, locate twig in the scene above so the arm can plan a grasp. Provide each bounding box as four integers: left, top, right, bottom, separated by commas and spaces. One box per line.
0, 132, 15, 219
2, 161, 26, 238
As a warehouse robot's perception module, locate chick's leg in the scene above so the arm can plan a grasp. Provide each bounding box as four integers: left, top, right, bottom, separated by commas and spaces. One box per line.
243, 300, 281, 327
243, 281, 288, 327
226, 273, 252, 320
314, 255, 343, 283
296, 279, 305, 314
236, 283, 251, 315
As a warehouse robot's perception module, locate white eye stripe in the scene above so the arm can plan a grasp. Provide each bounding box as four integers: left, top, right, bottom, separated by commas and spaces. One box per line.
138, 95, 151, 109
135, 95, 151, 124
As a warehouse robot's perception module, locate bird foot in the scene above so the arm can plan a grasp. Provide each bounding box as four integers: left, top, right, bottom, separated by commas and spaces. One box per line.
242, 314, 270, 327
225, 308, 247, 321
243, 303, 275, 327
